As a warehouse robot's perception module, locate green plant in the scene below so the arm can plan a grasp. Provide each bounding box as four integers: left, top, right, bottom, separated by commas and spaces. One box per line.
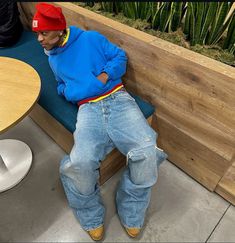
159, 3, 172, 32
207, 2, 234, 44
184, 2, 235, 46
84, 1, 94, 8
223, 11, 235, 53
122, 2, 152, 21
199, 3, 218, 45
151, 2, 185, 32
151, 2, 165, 29
100, 2, 122, 14
99, 2, 185, 32
74, 1, 235, 66
84, 1, 235, 54
171, 2, 185, 31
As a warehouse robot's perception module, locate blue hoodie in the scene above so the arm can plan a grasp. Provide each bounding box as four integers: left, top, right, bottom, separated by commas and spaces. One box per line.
45, 26, 127, 104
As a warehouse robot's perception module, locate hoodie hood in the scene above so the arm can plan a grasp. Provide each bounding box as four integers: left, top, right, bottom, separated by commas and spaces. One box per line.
45, 26, 84, 56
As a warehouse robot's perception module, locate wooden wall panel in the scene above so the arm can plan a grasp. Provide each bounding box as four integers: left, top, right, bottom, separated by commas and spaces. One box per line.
153, 113, 230, 191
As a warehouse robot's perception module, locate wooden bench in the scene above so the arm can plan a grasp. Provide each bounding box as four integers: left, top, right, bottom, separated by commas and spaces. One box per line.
16, 2, 235, 204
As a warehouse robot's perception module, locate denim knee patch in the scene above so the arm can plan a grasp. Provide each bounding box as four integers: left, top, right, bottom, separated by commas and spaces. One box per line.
127, 144, 167, 186
127, 145, 158, 186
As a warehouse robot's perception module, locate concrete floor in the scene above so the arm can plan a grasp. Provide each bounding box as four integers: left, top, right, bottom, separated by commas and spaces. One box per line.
0, 116, 234, 242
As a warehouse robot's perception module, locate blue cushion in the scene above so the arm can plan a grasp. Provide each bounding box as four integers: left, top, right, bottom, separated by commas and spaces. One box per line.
0, 30, 155, 133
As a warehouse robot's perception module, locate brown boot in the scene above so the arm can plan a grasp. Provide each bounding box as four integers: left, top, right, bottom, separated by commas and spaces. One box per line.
87, 225, 104, 241
125, 227, 141, 238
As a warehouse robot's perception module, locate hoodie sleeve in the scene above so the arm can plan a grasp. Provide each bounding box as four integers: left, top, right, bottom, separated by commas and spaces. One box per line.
97, 32, 127, 81
49, 62, 65, 96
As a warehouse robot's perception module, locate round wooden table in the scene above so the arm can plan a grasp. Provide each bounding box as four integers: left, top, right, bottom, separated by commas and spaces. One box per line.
0, 57, 41, 192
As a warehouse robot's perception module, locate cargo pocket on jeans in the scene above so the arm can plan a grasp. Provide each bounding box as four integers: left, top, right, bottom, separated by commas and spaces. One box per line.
127, 145, 157, 186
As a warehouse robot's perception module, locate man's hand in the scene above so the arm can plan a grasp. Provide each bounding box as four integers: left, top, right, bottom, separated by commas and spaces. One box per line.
96, 72, 109, 84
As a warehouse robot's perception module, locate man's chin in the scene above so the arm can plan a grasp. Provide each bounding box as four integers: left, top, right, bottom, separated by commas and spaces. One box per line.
41, 44, 51, 50
44, 46, 51, 50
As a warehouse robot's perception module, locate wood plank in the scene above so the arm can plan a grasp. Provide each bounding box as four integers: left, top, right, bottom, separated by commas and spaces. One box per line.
152, 113, 230, 191
30, 103, 74, 154
215, 160, 235, 205
152, 103, 234, 163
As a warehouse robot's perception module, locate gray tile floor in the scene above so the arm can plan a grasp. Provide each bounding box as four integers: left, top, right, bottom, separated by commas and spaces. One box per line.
0, 116, 234, 242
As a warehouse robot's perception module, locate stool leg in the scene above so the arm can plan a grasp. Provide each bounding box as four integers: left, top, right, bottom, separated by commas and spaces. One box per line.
0, 154, 8, 174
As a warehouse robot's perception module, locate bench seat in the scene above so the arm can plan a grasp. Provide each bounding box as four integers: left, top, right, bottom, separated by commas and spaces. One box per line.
0, 30, 155, 184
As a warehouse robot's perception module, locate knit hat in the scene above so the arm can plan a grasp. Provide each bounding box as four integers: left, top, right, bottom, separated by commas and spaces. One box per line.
32, 3, 66, 32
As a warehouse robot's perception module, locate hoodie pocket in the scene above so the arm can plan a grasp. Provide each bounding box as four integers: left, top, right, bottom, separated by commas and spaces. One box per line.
85, 72, 108, 98
91, 72, 106, 89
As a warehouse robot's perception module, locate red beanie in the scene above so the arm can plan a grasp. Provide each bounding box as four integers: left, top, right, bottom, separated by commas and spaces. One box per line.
32, 3, 66, 32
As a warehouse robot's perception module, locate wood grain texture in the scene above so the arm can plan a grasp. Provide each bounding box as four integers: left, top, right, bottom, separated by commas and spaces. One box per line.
153, 113, 230, 191
0, 57, 41, 134
215, 159, 235, 205
29, 104, 74, 153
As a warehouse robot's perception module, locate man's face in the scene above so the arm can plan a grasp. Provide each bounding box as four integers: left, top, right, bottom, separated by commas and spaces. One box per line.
36, 30, 62, 50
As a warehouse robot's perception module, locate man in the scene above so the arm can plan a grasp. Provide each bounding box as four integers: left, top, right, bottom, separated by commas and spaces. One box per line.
32, 3, 167, 241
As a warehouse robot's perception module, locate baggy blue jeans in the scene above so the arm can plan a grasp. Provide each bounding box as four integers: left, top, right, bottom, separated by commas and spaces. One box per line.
60, 90, 167, 231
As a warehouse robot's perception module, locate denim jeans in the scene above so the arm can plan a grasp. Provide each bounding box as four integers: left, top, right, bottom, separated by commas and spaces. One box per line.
60, 90, 167, 231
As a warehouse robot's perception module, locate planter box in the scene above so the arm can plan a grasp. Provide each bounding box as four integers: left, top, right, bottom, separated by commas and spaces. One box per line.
19, 2, 235, 204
